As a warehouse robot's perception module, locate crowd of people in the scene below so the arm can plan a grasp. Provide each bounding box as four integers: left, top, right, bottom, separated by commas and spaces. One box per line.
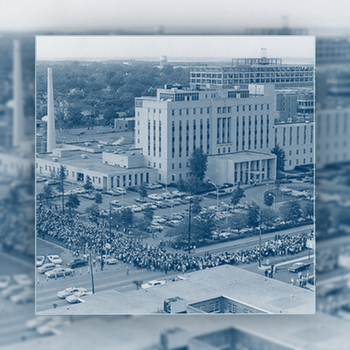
37, 205, 314, 274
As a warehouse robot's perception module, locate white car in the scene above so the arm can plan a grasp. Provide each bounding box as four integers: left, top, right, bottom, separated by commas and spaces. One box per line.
105, 257, 118, 265
10, 288, 34, 304
115, 187, 127, 194
0, 275, 11, 290
131, 205, 142, 212
38, 263, 58, 274
2, 285, 24, 299
57, 287, 87, 299
14, 274, 33, 286
26, 316, 54, 330
66, 290, 88, 304
110, 199, 120, 207
141, 280, 166, 289
36, 319, 71, 336
72, 187, 86, 194
36, 255, 45, 267
45, 268, 74, 278
148, 194, 163, 201
47, 255, 62, 264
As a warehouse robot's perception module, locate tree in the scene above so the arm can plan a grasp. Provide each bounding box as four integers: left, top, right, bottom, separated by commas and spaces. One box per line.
186, 175, 202, 195
85, 204, 100, 226
230, 185, 245, 207
304, 201, 314, 219
263, 191, 275, 207
191, 196, 202, 216
42, 185, 53, 206
262, 208, 278, 231
120, 207, 134, 229
189, 148, 208, 183
191, 211, 217, 243
95, 193, 103, 205
83, 175, 94, 192
178, 178, 187, 192
279, 200, 302, 224
56, 165, 67, 214
247, 201, 260, 229
139, 183, 148, 199
229, 212, 248, 235
271, 144, 286, 176
66, 193, 80, 216
143, 206, 154, 222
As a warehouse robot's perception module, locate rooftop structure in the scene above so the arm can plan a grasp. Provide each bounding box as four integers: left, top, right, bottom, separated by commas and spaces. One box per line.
40, 265, 314, 315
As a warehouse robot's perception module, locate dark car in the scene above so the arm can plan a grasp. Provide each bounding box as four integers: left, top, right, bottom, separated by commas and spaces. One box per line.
66, 259, 88, 269
288, 262, 311, 273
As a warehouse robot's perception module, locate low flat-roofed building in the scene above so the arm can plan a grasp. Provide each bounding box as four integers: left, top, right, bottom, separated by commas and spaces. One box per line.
39, 265, 314, 315
206, 151, 277, 185
36, 149, 157, 190
5, 312, 349, 350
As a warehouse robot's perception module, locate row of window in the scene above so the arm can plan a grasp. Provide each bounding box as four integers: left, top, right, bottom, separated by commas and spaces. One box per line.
288, 158, 313, 166
288, 148, 313, 156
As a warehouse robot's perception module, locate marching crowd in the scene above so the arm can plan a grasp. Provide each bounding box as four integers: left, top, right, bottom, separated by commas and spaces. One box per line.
37, 205, 314, 274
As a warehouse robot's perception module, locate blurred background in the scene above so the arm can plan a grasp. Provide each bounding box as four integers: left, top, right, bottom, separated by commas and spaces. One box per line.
1, 0, 350, 348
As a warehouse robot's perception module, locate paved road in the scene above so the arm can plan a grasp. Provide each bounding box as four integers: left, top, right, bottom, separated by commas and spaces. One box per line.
193, 224, 314, 256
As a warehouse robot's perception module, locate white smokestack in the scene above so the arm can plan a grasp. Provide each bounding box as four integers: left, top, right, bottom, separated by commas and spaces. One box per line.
47, 67, 56, 152
13, 40, 24, 148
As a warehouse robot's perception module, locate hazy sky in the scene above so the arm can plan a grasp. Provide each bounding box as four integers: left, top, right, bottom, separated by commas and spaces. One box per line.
36, 36, 315, 61
1, 0, 350, 32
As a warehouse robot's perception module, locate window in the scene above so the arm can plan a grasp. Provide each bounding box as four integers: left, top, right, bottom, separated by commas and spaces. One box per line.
153, 162, 156, 167
159, 174, 161, 181
207, 107, 210, 113
255, 105, 257, 111
172, 164, 175, 169
172, 110, 174, 116
45, 165, 47, 171
179, 109, 182, 116
267, 104, 269, 110
172, 174, 175, 182
289, 160, 292, 166
200, 108, 203, 114
296, 159, 299, 165
186, 109, 189, 115
217, 107, 221, 114
303, 148, 306, 154
194, 108, 196, 114
159, 163, 161, 169
237, 106, 239, 112
228, 107, 231, 113
289, 150, 292, 156
179, 163, 182, 169
218, 148, 221, 153
242, 106, 245, 112
261, 104, 263, 110
296, 149, 299, 155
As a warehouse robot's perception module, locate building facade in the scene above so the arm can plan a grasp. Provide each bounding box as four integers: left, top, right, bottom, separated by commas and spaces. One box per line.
135, 84, 276, 184
274, 121, 314, 170
190, 60, 314, 90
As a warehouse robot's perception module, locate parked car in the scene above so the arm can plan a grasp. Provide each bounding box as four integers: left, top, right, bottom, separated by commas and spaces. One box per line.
72, 187, 87, 194
66, 259, 88, 269
0, 275, 11, 290
13, 274, 33, 286
110, 199, 121, 207
10, 288, 34, 304
57, 287, 87, 299
135, 197, 147, 203
46, 180, 59, 186
47, 255, 62, 264
82, 193, 95, 200
66, 289, 88, 304
106, 189, 121, 196
36, 255, 45, 267
38, 263, 58, 274
115, 187, 127, 194
141, 280, 166, 289
2, 285, 24, 299
45, 268, 74, 278
288, 262, 311, 273
148, 194, 163, 201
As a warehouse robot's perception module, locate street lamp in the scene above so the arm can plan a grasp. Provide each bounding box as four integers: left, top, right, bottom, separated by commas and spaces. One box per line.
208, 180, 219, 212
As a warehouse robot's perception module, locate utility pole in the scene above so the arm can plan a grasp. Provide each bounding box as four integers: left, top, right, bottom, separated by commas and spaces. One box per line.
259, 210, 262, 268
89, 252, 95, 294
188, 200, 192, 254
109, 203, 112, 244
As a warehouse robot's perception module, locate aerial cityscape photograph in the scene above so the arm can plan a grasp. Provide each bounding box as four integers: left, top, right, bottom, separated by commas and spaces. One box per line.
0, 0, 350, 348
35, 36, 315, 315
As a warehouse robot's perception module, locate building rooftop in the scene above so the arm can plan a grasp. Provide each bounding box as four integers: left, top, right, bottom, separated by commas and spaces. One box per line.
208, 151, 275, 163
39, 265, 314, 315
7, 312, 349, 350
37, 150, 149, 175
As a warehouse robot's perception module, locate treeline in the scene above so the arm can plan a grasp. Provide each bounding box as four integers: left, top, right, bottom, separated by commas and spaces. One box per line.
36, 60, 190, 128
